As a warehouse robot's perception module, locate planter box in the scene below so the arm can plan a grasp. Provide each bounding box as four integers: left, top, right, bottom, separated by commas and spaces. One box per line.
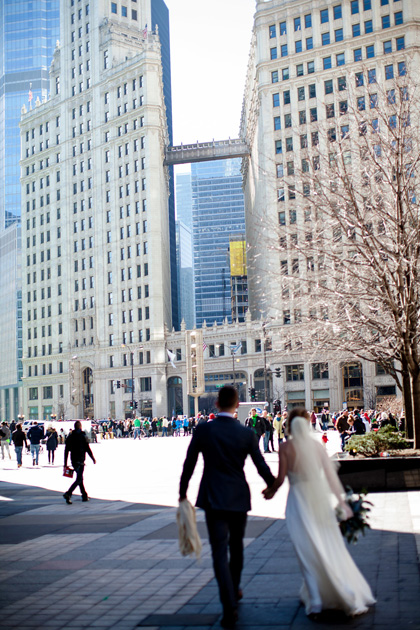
336, 457, 420, 492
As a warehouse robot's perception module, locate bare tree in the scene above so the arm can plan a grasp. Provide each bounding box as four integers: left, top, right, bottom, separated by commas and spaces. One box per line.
267, 63, 420, 447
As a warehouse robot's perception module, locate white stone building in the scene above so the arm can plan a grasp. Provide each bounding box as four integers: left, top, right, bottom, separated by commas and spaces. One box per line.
20, 0, 172, 421
239, 0, 417, 410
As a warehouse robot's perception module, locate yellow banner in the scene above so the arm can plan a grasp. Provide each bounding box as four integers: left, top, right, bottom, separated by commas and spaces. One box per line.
230, 241, 247, 276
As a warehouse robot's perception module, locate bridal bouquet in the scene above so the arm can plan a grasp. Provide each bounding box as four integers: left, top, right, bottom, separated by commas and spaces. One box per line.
336, 486, 372, 544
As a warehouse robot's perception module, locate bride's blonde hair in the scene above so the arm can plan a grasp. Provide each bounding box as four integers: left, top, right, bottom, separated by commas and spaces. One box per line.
287, 407, 310, 433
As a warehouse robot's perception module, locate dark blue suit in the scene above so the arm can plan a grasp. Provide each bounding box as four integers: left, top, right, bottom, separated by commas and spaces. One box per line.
180, 414, 275, 616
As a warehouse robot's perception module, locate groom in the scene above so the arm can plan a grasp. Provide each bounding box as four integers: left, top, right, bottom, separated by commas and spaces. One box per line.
179, 386, 276, 629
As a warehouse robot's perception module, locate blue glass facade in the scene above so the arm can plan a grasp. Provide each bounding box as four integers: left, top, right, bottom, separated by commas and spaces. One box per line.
0, 0, 58, 408
0, 0, 59, 230
151, 0, 179, 329
191, 159, 245, 327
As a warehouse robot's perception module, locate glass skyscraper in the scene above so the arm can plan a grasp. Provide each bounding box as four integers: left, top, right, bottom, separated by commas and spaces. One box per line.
0, 0, 59, 420
0, 0, 60, 229
191, 159, 245, 327
151, 0, 178, 329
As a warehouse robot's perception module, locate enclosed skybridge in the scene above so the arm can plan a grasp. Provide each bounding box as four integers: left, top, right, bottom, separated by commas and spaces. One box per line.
164, 138, 250, 166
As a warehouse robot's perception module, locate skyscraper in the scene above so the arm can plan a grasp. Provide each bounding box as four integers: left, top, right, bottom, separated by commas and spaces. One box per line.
241, 0, 416, 410
191, 158, 245, 327
20, 0, 174, 420
0, 0, 60, 230
0, 0, 59, 420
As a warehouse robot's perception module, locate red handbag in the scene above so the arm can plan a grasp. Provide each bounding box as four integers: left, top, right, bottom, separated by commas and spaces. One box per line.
63, 466, 74, 478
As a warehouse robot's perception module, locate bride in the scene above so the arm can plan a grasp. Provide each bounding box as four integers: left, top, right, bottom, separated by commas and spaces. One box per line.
263, 407, 375, 618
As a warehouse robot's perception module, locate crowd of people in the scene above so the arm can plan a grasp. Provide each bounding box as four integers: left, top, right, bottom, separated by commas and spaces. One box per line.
0, 405, 404, 469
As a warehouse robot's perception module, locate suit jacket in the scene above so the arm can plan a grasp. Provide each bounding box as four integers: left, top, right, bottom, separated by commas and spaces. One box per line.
179, 414, 276, 512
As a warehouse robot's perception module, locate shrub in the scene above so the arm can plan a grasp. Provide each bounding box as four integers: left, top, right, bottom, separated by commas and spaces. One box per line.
345, 426, 410, 457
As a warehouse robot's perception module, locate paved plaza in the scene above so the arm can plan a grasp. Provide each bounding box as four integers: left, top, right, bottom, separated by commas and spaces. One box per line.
0, 436, 419, 630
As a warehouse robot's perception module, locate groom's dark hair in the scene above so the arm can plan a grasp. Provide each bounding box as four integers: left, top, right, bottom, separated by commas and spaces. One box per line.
217, 386, 239, 411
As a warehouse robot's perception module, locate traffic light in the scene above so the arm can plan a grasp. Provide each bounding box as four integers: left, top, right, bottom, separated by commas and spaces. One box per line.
133, 401, 138, 409
275, 368, 281, 378
250, 388, 256, 401
116, 381, 121, 389
273, 399, 282, 414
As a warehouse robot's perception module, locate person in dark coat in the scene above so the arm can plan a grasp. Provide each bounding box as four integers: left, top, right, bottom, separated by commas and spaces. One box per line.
45, 426, 58, 464
11, 424, 28, 468
179, 386, 276, 630
63, 421, 96, 504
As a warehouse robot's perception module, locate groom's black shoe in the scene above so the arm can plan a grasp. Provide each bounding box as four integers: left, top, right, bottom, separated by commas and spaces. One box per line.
221, 608, 238, 629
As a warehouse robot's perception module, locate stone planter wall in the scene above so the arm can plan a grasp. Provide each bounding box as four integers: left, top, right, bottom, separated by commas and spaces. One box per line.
336, 457, 420, 492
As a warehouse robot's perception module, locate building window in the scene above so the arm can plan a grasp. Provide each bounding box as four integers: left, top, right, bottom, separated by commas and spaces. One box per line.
333, 4, 342, 19
312, 363, 329, 379
269, 24, 276, 38
270, 47, 278, 60
354, 48, 362, 62
394, 11, 403, 26
280, 21, 287, 35
396, 37, 405, 51
306, 37, 313, 50
304, 14, 312, 28
365, 20, 373, 33
382, 15, 390, 29
322, 32, 330, 46
336, 53, 345, 66
323, 56, 332, 70
366, 44, 375, 58
352, 23, 360, 37
286, 365, 304, 381
351, 0, 359, 14
320, 9, 329, 23
294, 17, 301, 31
281, 44, 288, 57
383, 40, 392, 54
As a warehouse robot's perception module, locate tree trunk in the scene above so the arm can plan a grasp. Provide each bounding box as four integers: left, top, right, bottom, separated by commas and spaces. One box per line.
410, 372, 420, 450
401, 357, 413, 440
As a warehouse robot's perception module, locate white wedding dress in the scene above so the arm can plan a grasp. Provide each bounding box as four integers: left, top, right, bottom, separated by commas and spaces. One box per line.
285, 417, 376, 616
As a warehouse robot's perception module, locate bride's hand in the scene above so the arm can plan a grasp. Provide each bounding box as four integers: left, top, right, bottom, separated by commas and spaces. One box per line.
341, 502, 353, 520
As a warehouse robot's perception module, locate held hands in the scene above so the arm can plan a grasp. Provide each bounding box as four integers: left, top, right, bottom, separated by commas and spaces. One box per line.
262, 482, 278, 501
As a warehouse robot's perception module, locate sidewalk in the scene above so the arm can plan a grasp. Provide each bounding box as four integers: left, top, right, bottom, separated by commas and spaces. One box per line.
0, 481, 419, 630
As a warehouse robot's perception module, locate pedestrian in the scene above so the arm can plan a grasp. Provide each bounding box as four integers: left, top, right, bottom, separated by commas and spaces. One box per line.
151, 417, 158, 437
179, 386, 276, 629
45, 425, 58, 464
261, 411, 272, 453
336, 410, 350, 451
133, 416, 141, 439
245, 408, 265, 451
183, 415, 189, 436
268, 414, 275, 452
321, 408, 330, 431
273, 412, 284, 448
321, 431, 329, 446
11, 423, 28, 468
63, 420, 96, 504
161, 416, 168, 437
0, 422, 11, 461
27, 422, 44, 466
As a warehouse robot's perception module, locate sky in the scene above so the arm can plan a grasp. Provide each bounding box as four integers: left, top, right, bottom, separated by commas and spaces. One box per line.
163, 0, 256, 150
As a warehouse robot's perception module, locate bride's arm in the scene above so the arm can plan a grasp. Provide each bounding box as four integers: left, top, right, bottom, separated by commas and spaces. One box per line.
262, 444, 287, 500
318, 443, 353, 517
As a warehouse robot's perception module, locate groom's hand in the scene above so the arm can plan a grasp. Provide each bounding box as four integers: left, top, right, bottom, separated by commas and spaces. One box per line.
262, 483, 277, 500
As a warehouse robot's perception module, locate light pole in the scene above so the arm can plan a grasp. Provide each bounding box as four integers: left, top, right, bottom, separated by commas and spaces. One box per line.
121, 344, 136, 418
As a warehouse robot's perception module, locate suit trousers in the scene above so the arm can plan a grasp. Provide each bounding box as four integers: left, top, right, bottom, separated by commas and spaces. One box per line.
67, 463, 87, 498
205, 508, 247, 614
